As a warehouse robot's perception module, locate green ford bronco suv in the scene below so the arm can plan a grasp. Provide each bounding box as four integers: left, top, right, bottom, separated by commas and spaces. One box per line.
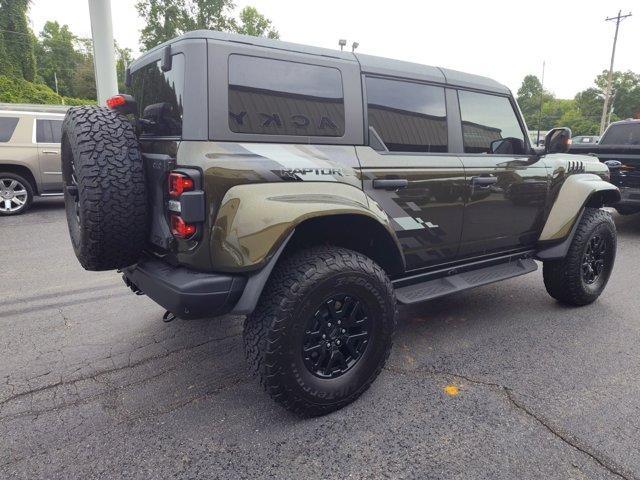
61, 30, 620, 416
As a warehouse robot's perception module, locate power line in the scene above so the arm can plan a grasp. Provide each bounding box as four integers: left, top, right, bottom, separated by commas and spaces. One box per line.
599, 10, 632, 135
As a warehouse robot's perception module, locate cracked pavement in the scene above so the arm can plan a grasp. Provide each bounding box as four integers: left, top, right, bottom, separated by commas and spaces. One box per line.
2, 198, 640, 479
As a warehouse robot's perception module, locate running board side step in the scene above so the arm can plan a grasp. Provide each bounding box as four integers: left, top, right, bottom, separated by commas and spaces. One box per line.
395, 258, 538, 305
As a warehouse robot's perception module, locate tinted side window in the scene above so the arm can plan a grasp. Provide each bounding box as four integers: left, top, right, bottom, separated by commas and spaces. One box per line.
365, 77, 447, 153
458, 91, 525, 153
36, 119, 63, 143
601, 124, 640, 145
129, 54, 185, 137
0, 117, 19, 142
228, 55, 345, 137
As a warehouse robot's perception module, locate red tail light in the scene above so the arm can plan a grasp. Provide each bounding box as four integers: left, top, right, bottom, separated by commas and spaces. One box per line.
106, 94, 126, 109
170, 214, 196, 238
169, 172, 194, 198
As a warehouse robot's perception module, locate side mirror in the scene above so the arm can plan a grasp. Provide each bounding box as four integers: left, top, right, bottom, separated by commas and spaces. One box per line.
490, 137, 525, 155
545, 127, 572, 154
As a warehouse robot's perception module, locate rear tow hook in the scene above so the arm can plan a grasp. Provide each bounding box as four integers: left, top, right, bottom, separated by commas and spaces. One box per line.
162, 311, 177, 323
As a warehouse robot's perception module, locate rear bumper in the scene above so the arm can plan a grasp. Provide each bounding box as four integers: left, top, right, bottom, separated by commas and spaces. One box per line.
122, 257, 246, 319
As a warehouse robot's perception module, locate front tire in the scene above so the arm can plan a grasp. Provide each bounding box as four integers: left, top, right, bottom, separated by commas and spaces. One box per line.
243, 246, 397, 416
543, 208, 616, 306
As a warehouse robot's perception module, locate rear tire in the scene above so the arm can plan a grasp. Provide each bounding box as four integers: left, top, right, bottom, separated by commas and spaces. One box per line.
0, 172, 34, 216
61, 106, 147, 271
243, 246, 397, 416
543, 208, 616, 306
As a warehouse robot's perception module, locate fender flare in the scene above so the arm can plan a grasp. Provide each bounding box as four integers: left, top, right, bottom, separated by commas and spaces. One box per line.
536, 174, 620, 260
209, 181, 403, 272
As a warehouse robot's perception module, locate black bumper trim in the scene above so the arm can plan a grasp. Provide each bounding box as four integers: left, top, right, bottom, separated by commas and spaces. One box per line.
123, 257, 246, 319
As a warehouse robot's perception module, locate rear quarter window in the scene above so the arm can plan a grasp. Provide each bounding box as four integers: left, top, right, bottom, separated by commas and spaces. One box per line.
0, 117, 19, 142
129, 53, 185, 137
228, 55, 345, 137
36, 119, 63, 143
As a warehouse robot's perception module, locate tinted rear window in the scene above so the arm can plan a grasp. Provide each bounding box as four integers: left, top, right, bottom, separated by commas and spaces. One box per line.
601, 123, 640, 145
365, 77, 447, 153
0, 117, 19, 142
129, 54, 185, 137
228, 55, 345, 137
36, 119, 63, 143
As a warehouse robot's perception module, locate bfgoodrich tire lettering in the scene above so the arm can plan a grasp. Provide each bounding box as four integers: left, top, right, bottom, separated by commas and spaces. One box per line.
543, 208, 616, 306
61, 106, 147, 271
243, 246, 397, 416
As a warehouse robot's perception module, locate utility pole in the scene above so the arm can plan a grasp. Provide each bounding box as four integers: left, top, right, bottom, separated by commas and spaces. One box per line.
536, 61, 545, 147
599, 10, 632, 135
53, 72, 64, 105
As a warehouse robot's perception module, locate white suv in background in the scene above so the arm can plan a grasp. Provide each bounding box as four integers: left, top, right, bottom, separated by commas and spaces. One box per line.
0, 104, 67, 215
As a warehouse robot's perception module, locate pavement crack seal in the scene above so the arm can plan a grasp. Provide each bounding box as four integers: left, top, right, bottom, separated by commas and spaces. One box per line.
385, 366, 635, 480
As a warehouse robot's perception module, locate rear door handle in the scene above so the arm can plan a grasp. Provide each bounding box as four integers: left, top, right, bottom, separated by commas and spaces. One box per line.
471, 175, 498, 187
373, 179, 409, 190
42, 150, 59, 155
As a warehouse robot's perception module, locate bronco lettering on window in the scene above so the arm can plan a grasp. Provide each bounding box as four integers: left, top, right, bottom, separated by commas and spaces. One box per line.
228, 55, 345, 137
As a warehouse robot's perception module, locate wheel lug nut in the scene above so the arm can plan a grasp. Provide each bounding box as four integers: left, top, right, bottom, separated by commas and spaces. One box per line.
327, 322, 332, 327
336, 340, 341, 345
337, 320, 341, 325
322, 334, 326, 339
341, 329, 346, 333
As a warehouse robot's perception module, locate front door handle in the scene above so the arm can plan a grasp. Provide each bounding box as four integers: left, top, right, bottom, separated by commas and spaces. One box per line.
471, 175, 498, 187
373, 178, 409, 190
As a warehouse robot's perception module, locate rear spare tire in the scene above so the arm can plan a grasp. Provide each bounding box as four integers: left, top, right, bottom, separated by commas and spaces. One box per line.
61, 106, 147, 271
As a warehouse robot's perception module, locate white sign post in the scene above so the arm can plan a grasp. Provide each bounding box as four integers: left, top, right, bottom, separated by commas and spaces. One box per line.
88, 0, 118, 105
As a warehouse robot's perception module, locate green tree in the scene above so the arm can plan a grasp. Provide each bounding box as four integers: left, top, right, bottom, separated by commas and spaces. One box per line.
516, 75, 554, 131
35, 21, 78, 97
116, 44, 133, 92
595, 70, 640, 120
182, 0, 236, 32
236, 6, 279, 39
72, 38, 96, 100
136, 0, 187, 51
135, 0, 279, 50
0, 0, 37, 81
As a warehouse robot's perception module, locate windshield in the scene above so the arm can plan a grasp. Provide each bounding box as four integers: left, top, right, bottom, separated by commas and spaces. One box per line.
601, 123, 640, 145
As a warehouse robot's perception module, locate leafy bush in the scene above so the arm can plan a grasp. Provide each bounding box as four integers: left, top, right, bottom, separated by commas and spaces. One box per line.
62, 96, 96, 106
0, 75, 94, 105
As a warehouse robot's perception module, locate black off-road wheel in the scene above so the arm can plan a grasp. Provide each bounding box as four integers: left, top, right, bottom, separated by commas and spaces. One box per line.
243, 246, 397, 416
543, 208, 616, 306
61, 106, 147, 271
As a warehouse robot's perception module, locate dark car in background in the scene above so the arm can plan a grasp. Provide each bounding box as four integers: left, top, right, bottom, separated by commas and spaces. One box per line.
570, 119, 640, 215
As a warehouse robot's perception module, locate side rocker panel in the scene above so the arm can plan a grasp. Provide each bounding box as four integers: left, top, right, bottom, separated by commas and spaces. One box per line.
538, 173, 619, 242
209, 182, 403, 272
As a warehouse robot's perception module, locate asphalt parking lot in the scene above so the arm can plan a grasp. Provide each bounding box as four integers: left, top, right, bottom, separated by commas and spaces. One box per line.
2, 198, 640, 480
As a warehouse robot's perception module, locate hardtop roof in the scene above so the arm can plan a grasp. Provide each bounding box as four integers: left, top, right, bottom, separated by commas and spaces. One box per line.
136, 30, 511, 95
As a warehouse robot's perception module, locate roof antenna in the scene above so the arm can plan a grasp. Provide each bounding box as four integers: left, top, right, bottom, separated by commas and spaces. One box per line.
351, 42, 359, 52
338, 39, 347, 51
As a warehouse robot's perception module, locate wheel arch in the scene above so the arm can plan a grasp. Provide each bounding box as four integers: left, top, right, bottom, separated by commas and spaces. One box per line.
210, 182, 405, 275
538, 174, 619, 243
0, 163, 38, 194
